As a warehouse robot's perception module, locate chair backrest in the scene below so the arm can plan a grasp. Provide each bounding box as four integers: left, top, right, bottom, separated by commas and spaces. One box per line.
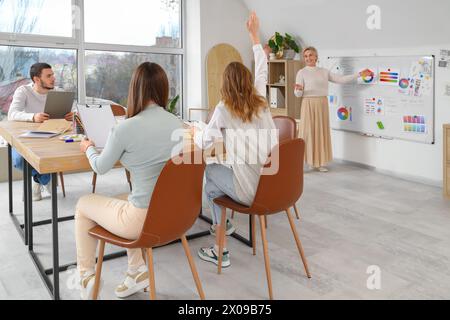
250, 139, 305, 215
111, 104, 127, 116
134, 151, 206, 248
273, 115, 296, 142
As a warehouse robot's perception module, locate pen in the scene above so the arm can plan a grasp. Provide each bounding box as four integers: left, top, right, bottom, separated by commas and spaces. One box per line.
65, 139, 75, 143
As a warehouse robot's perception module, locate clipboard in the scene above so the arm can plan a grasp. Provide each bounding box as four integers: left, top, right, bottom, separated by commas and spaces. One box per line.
77, 104, 116, 149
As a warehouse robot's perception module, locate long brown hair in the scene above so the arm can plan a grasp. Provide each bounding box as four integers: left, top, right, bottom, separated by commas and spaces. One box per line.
221, 62, 267, 123
127, 62, 169, 118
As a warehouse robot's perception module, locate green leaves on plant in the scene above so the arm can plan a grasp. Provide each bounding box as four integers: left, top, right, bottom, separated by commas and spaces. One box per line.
167, 94, 180, 115
267, 32, 300, 55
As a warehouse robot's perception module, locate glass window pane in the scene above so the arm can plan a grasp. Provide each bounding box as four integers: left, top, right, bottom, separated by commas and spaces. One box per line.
0, 45, 77, 121
85, 51, 182, 114
85, 0, 181, 48
0, 0, 73, 37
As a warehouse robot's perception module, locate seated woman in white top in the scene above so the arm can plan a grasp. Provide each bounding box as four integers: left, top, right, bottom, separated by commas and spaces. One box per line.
194, 12, 278, 268
76, 63, 182, 299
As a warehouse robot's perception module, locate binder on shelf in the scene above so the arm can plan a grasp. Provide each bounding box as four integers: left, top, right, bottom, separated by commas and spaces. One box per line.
270, 87, 285, 108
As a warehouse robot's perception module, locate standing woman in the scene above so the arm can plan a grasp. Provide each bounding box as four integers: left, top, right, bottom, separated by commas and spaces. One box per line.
295, 47, 372, 172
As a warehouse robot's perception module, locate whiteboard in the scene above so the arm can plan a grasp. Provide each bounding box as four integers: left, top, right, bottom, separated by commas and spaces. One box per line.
327, 55, 435, 144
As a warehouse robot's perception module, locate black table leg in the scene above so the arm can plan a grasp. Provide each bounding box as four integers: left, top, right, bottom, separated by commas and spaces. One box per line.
51, 173, 60, 300
23, 158, 28, 246
8, 144, 13, 214
27, 162, 33, 252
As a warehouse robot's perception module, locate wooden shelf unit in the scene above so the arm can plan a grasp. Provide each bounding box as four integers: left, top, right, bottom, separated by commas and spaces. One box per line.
266, 59, 304, 119
444, 124, 450, 198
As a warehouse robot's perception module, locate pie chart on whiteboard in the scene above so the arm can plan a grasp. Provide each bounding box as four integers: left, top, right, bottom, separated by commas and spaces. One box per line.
337, 107, 349, 121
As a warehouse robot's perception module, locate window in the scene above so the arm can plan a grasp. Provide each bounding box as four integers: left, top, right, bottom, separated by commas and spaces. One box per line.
0, 45, 77, 121
0, 0, 184, 123
0, 0, 73, 38
85, 50, 182, 113
84, 0, 181, 48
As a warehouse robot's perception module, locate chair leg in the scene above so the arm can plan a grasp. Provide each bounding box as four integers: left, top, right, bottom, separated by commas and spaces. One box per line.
251, 215, 256, 256
217, 207, 227, 275
146, 248, 157, 300
231, 210, 235, 219
181, 235, 205, 300
293, 204, 300, 220
91, 172, 97, 194
259, 215, 273, 300
125, 169, 132, 191
286, 208, 311, 278
59, 172, 66, 198
92, 240, 105, 300
264, 215, 268, 229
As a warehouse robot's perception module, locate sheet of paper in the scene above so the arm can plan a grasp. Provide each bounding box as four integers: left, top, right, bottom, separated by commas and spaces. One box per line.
357, 67, 378, 85
364, 97, 384, 116
77, 104, 116, 149
402, 115, 427, 134
336, 106, 352, 122
379, 67, 400, 86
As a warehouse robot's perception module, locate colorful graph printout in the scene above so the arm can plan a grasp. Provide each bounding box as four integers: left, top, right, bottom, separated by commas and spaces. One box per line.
379, 68, 400, 86
357, 67, 377, 85
364, 97, 385, 116
402, 115, 426, 133
337, 107, 351, 121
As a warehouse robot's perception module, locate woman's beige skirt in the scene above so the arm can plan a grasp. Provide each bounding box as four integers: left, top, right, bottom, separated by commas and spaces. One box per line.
298, 96, 332, 168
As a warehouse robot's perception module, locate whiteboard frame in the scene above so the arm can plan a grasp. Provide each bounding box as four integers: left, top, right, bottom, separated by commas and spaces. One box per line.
327, 55, 436, 145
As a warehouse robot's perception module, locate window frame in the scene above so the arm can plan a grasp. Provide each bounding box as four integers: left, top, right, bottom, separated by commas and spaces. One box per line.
0, 0, 185, 115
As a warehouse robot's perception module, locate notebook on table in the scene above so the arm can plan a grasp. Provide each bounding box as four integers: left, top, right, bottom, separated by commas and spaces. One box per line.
19, 119, 72, 139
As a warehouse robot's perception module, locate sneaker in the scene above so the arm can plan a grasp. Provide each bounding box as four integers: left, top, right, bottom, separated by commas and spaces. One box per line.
209, 219, 236, 236
317, 167, 329, 173
115, 266, 149, 299
41, 183, 52, 198
80, 273, 101, 300
198, 247, 231, 268
32, 180, 42, 202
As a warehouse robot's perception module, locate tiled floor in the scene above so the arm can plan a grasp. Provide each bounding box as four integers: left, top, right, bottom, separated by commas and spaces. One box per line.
1, 163, 450, 300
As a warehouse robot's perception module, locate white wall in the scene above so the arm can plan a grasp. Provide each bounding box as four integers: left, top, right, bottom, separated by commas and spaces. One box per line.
241, 0, 450, 184
186, 0, 252, 116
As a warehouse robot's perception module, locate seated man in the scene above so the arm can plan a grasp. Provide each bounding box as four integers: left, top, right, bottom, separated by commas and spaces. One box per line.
8, 63, 73, 201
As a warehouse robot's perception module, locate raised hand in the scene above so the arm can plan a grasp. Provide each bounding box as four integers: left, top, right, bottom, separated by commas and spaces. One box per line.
246, 11, 260, 45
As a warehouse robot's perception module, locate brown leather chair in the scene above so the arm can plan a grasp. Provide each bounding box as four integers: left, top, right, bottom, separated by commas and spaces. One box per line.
272, 116, 301, 220
231, 115, 301, 222
214, 139, 311, 299
91, 104, 132, 193
88, 151, 206, 300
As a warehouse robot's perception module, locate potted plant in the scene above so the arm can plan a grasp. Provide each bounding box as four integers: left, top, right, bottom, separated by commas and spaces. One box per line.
167, 94, 180, 117
268, 32, 300, 59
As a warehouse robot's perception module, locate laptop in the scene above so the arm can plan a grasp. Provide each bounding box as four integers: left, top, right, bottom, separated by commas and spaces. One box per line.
44, 91, 75, 119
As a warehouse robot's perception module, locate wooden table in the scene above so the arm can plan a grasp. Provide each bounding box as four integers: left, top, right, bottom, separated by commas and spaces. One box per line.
0, 121, 225, 300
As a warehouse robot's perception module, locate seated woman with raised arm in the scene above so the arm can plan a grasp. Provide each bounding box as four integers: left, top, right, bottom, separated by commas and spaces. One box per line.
194, 12, 278, 268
